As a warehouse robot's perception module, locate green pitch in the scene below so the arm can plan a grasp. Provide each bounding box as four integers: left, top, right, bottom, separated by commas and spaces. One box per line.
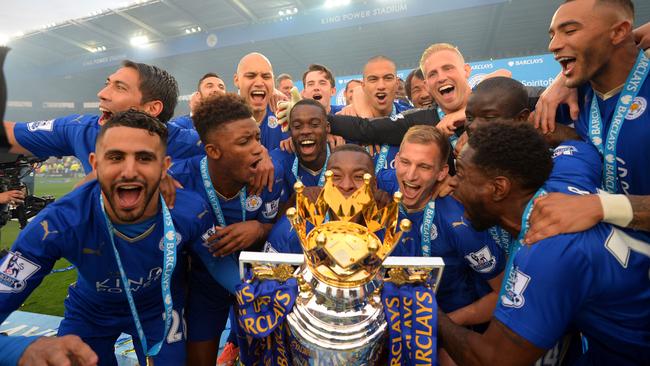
1, 177, 79, 316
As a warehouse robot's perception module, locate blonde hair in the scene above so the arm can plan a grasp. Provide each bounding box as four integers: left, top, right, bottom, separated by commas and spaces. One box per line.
400, 125, 450, 165
419, 43, 465, 75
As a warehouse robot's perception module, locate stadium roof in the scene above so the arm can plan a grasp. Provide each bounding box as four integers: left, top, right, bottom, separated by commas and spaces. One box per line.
2, 0, 649, 118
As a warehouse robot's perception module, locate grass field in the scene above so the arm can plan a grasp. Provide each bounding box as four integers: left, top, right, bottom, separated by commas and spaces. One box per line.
1, 176, 79, 316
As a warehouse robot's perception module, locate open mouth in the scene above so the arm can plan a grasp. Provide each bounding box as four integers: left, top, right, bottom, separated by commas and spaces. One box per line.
115, 184, 144, 210
312, 94, 323, 101
250, 158, 262, 170
250, 90, 266, 103
298, 139, 317, 156
557, 56, 576, 76
99, 107, 113, 123
375, 92, 388, 104
400, 181, 422, 203
438, 85, 455, 96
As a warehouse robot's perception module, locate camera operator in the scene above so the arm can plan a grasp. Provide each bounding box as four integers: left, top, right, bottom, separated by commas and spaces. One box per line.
0, 189, 24, 206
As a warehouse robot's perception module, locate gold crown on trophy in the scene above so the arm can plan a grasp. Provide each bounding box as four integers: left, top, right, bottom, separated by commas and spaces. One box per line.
286, 171, 411, 288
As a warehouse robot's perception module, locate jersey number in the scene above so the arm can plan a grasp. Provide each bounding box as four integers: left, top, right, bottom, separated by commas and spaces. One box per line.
166, 309, 185, 344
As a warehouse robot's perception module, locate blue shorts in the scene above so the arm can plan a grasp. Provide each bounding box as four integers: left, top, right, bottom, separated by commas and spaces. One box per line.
186, 257, 233, 342
59, 294, 187, 366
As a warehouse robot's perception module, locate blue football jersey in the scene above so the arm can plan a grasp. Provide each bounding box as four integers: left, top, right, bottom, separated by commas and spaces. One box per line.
329, 104, 344, 115
572, 60, 650, 195
545, 140, 602, 195
0, 181, 216, 329
169, 114, 194, 130
270, 148, 326, 201
494, 224, 650, 364
170, 155, 284, 226
376, 169, 505, 313
14, 114, 204, 174
259, 106, 289, 151
263, 215, 305, 254
370, 102, 413, 171
169, 155, 284, 292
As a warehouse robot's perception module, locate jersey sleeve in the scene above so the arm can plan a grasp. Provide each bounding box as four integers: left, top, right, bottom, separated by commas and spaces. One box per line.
0, 335, 40, 366
169, 115, 194, 130
186, 200, 242, 294
13, 115, 80, 158
546, 141, 601, 195
263, 216, 303, 254
493, 236, 592, 349
166, 123, 204, 160
0, 214, 65, 323
258, 156, 289, 223
327, 108, 438, 145
447, 216, 506, 282
168, 157, 194, 189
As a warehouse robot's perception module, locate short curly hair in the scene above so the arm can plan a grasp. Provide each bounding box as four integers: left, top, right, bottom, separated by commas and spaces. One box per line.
468, 122, 552, 191
193, 93, 253, 143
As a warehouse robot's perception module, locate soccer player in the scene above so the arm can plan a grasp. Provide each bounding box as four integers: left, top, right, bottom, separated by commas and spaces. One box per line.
301, 64, 343, 115
405, 68, 434, 108
2, 60, 203, 175
169, 72, 226, 130
276, 73, 294, 98
169, 94, 284, 366
234, 52, 288, 151
440, 122, 650, 366
345, 56, 412, 172
344, 79, 362, 105
527, 0, 650, 242
0, 110, 231, 366
264, 144, 376, 254
271, 99, 331, 200
376, 125, 505, 327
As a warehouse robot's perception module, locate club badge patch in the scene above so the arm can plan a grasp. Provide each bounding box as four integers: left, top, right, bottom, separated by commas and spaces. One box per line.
0, 251, 41, 293
626, 96, 647, 120
246, 195, 263, 211
267, 116, 279, 129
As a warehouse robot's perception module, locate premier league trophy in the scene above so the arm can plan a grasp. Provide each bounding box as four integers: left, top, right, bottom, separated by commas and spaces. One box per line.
236, 171, 444, 366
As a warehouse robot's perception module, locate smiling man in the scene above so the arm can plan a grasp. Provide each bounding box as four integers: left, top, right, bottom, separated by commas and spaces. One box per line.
376, 126, 505, 329
169, 93, 284, 366
271, 98, 331, 200
234, 52, 288, 151
3, 60, 203, 174
0, 110, 224, 366
441, 122, 650, 366
264, 143, 376, 254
